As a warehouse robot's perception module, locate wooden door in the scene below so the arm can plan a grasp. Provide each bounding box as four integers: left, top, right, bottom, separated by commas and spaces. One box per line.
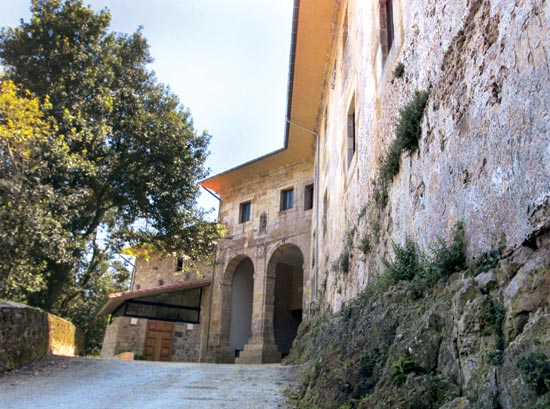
144, 320, 174, 361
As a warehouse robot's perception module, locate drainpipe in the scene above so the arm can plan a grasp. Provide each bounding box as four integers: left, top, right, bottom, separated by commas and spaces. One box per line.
286, 119, 320, 313
200, 185, 221, 361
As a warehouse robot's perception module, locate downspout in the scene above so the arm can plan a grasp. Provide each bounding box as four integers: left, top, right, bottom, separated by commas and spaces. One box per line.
200, 185, 221, 362
286, 119, 320, 313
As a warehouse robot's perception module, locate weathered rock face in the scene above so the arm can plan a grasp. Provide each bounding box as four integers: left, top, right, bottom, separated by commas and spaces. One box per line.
286, 227, 550, 408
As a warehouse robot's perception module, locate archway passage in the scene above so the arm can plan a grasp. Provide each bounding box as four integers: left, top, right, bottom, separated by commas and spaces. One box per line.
229, 257, 254, 357
271, 245, 304, 357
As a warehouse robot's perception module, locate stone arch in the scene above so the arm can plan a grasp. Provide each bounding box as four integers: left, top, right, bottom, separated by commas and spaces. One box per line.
267, 243, 305, 357
222, 255, 255, 358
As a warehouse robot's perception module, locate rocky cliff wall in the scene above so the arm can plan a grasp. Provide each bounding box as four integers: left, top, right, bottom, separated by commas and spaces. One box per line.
286, 224, 550, 408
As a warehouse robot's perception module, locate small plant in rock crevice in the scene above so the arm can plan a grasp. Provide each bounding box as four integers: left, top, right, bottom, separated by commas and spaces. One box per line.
360, 235, 371, 254
518, 352, 550, 396
469, 236, 505, 276
391, 356, 415, 386
485, 300, 505, 351
379, 89, 430, 182
392, 62, 405, 79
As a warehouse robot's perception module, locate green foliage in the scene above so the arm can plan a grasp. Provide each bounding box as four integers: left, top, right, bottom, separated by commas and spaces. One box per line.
392, 62, 405, 79
469, 239, 505, 276
0, 0, 220, 352
425, 222, 467, 281
379, 90, 430, 182
485, 350, 503, 366
485, 300, 505, 350
396, 90, 430, 152
391, 356, 415, 386
341, 304, 353, 321
518, 353, 550, 396
359, 354, 376, 378
379, 139, 403, 182
338, 250, 350, 274
383, 238, 421, 282
373, 186, 388, 208
360, 235, 371, 254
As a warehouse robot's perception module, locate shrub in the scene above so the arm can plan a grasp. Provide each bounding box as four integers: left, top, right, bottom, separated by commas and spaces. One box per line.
379, 139, 403, 182
393, 62, 405, 79
469, 240, 505, 276
392, 356, 415, 386
396, 89, 430, 153
518, 353, 550, 395
339, 250, 350, 274
383, 238, 421, 282
426, 222, 467, 279
359, 354, 376, 378
360, 235, 371, 254
485, 301, 505, 350
373, 186, 389, 208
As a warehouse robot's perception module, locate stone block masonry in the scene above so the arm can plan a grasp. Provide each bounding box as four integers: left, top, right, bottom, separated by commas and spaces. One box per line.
0, 301, 80, 372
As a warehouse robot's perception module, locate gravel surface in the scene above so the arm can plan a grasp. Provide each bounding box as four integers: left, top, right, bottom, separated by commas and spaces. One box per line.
0, 356, 300, 409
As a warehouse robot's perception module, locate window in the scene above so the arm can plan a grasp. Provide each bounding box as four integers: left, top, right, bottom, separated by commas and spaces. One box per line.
347, 96, 356, 168
380, 0, 395, 62
176, 256, 184, 272
304, 184, 314, 211
280, 188, 294, 211
239, 201, 251, 223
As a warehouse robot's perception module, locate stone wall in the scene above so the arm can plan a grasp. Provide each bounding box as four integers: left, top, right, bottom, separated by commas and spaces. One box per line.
101, 316, 147, 358
0, 302, 48, 372
133, 255, 211, 291
172, 322, 201, 362
48, 314, 82, 356
0, 302, 80, 372
314, 0, 550, 312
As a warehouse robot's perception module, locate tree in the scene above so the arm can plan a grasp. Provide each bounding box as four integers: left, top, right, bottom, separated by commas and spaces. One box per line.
0, 0, 219, 349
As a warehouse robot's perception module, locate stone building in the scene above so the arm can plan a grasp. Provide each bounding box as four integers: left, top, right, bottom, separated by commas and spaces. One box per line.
100, 0, 549, 363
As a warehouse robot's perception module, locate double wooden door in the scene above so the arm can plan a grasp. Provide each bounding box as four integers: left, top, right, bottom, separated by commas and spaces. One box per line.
144, 320, 174, 361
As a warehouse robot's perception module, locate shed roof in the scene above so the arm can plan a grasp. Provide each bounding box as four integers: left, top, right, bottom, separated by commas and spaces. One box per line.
97, 279, 211, 316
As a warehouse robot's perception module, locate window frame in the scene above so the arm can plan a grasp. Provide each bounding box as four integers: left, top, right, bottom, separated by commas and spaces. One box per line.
280, 188, 294, 211
304, 184, 314, 211
239, 201, 252, 223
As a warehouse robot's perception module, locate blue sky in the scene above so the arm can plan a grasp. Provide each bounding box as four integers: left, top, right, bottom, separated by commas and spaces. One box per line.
1, 0, 293, 213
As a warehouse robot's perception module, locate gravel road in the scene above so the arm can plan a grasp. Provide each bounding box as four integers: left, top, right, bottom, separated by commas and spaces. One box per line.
0, 356, 300, 409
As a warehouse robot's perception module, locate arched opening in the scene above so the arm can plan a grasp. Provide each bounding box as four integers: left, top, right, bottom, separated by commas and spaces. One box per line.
228, 257, 254, 358
270, 245, 304, 357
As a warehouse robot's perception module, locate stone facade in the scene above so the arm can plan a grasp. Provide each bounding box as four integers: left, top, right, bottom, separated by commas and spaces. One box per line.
310, 0, 550, 312
132, 254, 211, 290
172, 322, 201, 362
101, 316, 148, 358
205, 158, 313, 363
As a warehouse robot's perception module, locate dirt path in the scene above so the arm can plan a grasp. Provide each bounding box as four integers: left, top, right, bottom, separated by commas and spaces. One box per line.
0, 356, 299, 409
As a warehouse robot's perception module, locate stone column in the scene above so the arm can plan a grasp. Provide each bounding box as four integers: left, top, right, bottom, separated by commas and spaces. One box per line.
204, 263, 235, 363
236, 252, 281, 364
